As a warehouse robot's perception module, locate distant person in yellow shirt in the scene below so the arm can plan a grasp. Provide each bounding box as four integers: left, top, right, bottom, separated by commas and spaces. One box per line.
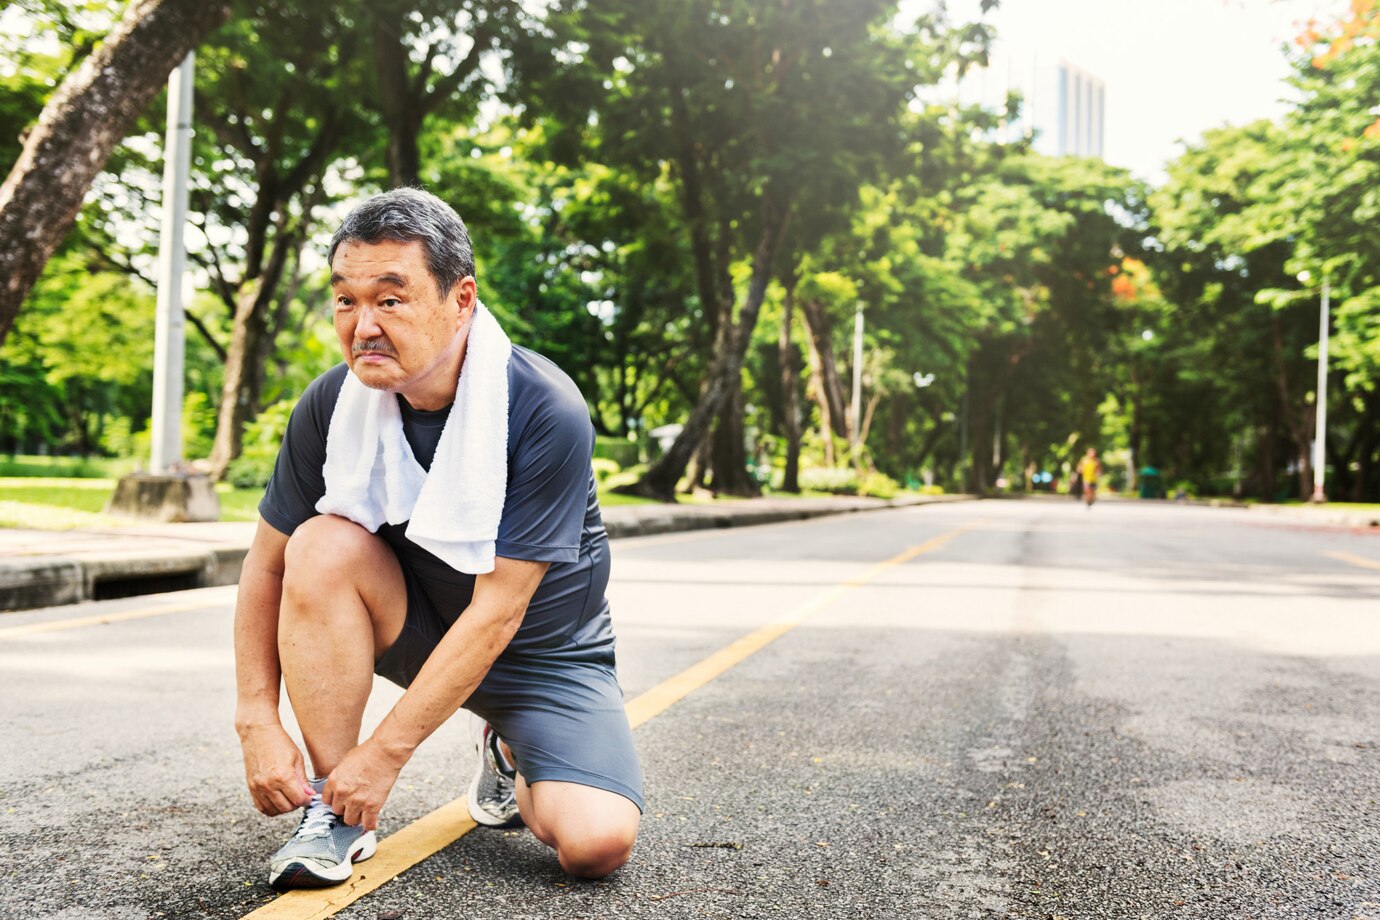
1078, 448, 1102, 507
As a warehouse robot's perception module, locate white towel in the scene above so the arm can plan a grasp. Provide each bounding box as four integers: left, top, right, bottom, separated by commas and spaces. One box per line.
316, 300, 513, 574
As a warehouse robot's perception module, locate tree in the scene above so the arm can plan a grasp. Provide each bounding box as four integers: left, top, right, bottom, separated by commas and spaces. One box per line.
541, 0, 941, 500
365, 0, 529, 187
0, 0, 231, 346
193, 6, 368, 477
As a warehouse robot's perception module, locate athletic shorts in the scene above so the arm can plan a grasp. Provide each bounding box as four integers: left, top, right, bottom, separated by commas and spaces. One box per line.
372, 561, 644, 812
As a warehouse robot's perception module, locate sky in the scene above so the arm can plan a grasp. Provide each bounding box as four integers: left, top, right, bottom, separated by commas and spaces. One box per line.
940, 0, 1351, 183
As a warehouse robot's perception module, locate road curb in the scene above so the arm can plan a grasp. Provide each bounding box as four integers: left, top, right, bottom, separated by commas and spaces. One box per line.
0, 493, 973, 612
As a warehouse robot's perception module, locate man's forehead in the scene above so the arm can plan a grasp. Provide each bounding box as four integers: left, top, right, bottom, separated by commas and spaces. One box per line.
330, 240, 428, 286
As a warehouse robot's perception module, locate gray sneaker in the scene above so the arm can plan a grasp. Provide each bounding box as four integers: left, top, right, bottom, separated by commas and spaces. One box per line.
268, 780, 377, 891
467, 719, 522, 827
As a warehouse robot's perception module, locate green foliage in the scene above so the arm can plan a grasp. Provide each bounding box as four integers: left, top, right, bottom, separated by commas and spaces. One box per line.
224, 399, 296, 488
602, 464, 648, 493
593, 436, 638, 468
591, 457, 621, 486
857, 471, 901, 499
798, 467, 859, 495
6, 0, 1380, 508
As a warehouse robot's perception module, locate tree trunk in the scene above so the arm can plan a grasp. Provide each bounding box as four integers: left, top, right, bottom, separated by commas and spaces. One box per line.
370, 8, 423, 187
914, 409, 946, 469
616, 201, 792, 501
709, 376, 759, 496
858, 390, 883, 466
0, 0, 232, 346
682, 426, 713, 495
208, 279, 270, 476
799, 297, 849, 441
1267, 312, 1312, 499
804, 335, 835, 466
779, 277, 802, 493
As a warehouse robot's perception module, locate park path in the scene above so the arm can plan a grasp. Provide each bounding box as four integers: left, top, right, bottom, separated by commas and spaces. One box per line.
1, 500, 1378, 919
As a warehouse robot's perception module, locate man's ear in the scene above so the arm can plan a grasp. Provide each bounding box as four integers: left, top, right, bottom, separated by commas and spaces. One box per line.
452, 276, 478, 329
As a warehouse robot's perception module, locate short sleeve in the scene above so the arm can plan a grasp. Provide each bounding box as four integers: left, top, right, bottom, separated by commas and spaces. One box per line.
258, 365, 345, 537
494, 396, 593, 564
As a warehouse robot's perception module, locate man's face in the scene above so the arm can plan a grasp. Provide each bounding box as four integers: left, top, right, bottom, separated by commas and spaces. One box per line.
330, 239, 474, 395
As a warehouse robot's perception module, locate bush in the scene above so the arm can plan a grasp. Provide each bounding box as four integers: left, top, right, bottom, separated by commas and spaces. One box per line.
225, 454, 277, 489
857, 471, 901, 499
593, 436, 638, 468
224, 399, 297, 488
601, 464, 648, 492
918, 484, 945, 496
592, 457, 621, 485
798, 467, 859, 495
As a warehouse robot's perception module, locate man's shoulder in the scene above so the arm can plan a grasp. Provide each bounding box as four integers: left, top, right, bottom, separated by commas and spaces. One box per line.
507, 346, 592, 450
508, 346, 586, 416
296, 363, 350, 416
287, 363, 350, 441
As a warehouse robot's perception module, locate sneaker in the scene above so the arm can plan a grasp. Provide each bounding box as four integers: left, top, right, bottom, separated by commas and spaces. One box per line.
268, 780, 377, 891
467, 719, 522, 827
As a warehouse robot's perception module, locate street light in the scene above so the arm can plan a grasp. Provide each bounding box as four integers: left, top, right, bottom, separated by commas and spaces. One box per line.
1297, 269, 1330, 503
850, 302, 864, 451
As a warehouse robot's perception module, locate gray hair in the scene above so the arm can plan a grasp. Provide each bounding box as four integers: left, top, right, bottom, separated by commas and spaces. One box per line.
328, 188, 475, 294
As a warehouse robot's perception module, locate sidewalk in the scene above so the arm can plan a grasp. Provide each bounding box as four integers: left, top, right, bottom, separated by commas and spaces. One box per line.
1146, 495, 1380, 529
1003, 492, 1380, 528
0, 493, 972, 612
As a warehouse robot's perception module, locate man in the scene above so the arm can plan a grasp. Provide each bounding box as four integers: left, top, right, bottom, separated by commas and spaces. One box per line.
234, 188, 641, 891
1078, 447, 1102, 507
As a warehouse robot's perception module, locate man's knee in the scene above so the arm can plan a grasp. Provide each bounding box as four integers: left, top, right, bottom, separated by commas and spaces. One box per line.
282, 515, 379, 602
554, 822, 637, 879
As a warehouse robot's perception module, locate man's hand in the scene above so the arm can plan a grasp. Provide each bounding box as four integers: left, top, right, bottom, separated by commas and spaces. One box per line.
238, 723, 314, 816
322, 739, 405, 831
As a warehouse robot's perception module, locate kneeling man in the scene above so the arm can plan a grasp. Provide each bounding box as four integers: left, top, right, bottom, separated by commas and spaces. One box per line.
233, 188, 641, 891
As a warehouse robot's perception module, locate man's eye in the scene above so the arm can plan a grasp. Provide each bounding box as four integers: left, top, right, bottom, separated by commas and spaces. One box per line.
335, 296, 353, 309
381, 298, 401, 308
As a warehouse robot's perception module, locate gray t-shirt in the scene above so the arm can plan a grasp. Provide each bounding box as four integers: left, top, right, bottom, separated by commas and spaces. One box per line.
259, 346, 613, 657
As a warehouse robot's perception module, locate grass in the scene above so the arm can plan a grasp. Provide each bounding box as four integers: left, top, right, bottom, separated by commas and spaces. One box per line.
0, 477, 266, 530
0, 474, 904, 532
0, 454, 136, 479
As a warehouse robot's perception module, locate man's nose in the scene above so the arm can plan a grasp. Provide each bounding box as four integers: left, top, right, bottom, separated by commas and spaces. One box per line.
355, 303, 385, 338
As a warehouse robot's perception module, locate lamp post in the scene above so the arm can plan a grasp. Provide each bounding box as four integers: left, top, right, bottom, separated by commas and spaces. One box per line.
850, 302, 864, 453
1298, 269, 1330, 503
151, 53, 195, 474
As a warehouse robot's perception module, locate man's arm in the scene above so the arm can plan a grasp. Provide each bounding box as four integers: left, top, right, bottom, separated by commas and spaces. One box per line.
322, 555, 549, 829
234, 517, 315, 816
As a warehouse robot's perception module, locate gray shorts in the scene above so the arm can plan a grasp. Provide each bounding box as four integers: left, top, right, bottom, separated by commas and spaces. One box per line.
373, 564, 643, 812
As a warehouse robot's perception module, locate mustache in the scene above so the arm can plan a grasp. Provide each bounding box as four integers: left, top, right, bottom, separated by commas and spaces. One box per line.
352, 339, 396, 356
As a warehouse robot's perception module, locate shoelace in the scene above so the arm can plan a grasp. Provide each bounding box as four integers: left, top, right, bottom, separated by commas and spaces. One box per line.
293, 796, 338, 840
486, 731, 517, 792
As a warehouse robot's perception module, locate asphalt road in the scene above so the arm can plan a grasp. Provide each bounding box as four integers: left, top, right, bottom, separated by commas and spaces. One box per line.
2, 499, 1378, 919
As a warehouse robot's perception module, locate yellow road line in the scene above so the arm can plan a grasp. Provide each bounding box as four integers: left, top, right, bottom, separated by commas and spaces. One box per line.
624, 527, 968, 728
241, 520, 976, 920
0, 592, 233, 638
1325, 550, 1380, 571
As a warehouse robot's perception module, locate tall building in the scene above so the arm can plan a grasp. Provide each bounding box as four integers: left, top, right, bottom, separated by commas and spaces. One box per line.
952, 46, 1106, 160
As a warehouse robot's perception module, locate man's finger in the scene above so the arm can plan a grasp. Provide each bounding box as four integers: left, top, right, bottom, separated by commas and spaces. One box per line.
267, 790, 295, 815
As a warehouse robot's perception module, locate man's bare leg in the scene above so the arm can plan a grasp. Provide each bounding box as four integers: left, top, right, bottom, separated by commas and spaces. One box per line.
278, 514, 408, 778
515, 776, 640, 878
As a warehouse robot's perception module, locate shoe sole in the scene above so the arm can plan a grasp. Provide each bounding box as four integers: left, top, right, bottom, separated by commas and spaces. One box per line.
268, 831, 377, 892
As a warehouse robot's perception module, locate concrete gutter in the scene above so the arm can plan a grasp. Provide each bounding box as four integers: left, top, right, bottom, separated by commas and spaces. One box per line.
0, 493, 971, 613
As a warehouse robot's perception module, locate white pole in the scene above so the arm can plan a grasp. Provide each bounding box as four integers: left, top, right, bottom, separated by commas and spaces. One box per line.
1311, 276, 1330, 502
851, 303, 863, 451
151, 53, 194, 475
